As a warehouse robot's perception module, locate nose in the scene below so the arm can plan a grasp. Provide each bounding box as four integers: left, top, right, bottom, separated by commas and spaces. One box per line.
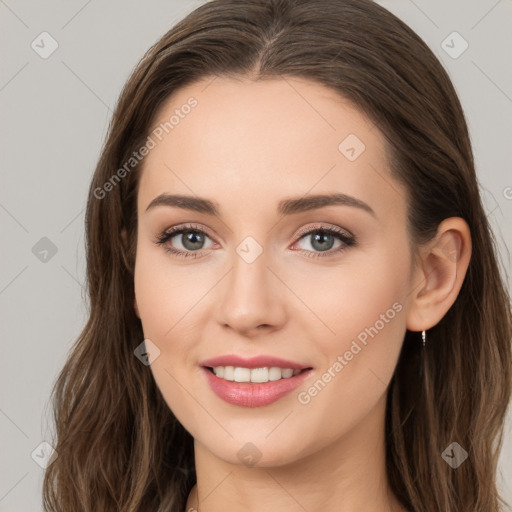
216, 247, 287, 337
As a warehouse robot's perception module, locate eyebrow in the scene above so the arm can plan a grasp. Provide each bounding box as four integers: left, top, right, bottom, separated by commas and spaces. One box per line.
145, 192, 376, 218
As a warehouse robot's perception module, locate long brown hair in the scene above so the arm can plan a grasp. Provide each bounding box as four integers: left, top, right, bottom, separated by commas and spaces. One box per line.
42, 0, 512, 510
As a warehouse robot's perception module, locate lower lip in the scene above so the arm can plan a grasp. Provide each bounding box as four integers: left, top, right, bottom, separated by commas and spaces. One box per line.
201, 367, 313, 408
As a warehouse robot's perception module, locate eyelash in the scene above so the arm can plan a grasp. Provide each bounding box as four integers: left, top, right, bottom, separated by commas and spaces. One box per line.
154, 223, 356, 260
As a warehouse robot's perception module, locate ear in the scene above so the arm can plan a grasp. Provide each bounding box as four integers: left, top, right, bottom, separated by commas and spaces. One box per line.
121, 228, 140, 319
406, 217, 472, 332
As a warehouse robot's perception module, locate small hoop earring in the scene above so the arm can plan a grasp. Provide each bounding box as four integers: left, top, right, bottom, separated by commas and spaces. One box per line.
421, 330, 426, 347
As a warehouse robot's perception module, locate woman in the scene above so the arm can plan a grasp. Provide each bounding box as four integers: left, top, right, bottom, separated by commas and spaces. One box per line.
42, 0, 512, 511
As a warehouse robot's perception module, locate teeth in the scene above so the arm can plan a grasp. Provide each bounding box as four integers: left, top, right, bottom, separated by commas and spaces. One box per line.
223, 366, 235, 381
233, 367, 251, 382
212, 366, 303, 383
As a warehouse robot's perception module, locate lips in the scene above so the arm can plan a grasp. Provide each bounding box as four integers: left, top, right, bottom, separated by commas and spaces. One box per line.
201, 366, 313, 407
199, 354, 314, 408
200, 354, 311, 370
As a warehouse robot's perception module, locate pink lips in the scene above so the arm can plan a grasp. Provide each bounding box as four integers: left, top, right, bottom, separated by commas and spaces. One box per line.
200, 354, 313, 408
200, 354, 310, 370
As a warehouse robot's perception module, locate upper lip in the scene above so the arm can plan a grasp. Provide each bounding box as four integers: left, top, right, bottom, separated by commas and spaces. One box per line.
200, 355, 313, 370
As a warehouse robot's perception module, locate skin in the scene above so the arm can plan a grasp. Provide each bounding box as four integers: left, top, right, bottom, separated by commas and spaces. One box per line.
131, 76, 472, 512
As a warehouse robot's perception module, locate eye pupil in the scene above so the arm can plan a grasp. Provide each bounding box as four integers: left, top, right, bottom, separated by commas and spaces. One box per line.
183, 230, 204, 250
311, 232, 334, 252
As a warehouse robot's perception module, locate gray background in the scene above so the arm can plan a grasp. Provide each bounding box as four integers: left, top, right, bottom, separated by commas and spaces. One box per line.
0, 0, 511, 510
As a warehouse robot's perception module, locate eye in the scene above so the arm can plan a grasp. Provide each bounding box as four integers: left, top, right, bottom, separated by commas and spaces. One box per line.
292, 225, 356, 259
154, 223, 356, 259
154, 223, 215, 259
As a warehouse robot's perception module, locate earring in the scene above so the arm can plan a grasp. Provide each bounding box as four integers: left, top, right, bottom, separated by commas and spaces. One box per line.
421, 330, 426, 347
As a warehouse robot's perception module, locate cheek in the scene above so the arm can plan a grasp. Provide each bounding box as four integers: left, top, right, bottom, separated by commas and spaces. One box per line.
134, 243, 192, 339
134, 269, 170, 340
336, 231, 410, 344
134, 248, 203, 426
290, 286, 406, 454
294, 244, 408, 353
133, 243, 205, 389
296, 239, 409, 409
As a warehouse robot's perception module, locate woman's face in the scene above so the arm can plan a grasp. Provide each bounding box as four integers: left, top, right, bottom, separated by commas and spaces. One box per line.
134, 76, 415, 466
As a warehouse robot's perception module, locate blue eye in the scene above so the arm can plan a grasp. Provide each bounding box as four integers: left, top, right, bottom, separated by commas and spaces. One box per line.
293, 226, 356, 258
154, 223, 214, 259
154, 223, 356, 259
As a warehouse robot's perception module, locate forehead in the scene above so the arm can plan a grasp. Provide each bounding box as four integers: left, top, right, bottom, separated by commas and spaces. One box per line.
138, 76, 405, 222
